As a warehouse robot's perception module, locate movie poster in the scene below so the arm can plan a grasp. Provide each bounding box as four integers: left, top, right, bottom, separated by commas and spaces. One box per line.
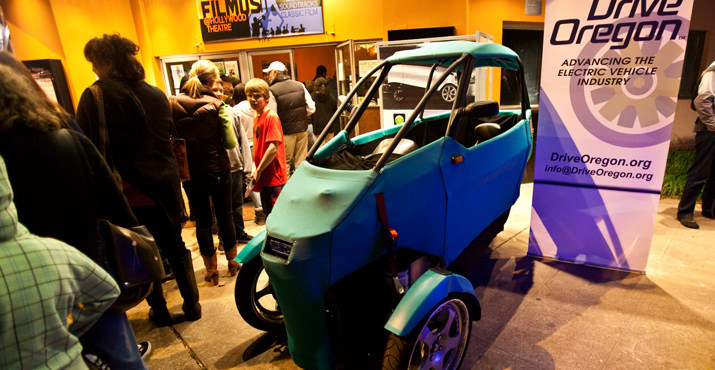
197, 0, 324, 42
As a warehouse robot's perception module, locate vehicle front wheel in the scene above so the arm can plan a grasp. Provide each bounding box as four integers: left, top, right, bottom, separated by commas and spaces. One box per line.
234, 257, 284, 331
440, 83, 457, 102
383, 295, 472, 370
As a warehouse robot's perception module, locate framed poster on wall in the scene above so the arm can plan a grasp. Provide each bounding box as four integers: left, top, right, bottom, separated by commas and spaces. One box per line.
197, 0, 324, 42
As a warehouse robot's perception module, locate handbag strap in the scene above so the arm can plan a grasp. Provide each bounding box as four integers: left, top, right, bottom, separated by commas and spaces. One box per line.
89, 85, 110, 162
89, 84, 122, 184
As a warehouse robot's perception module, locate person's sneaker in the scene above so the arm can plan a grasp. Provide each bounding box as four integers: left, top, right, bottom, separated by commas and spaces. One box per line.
678, 217, 700, 229
138, 341, 152, 360
83, 352, 110, 370
237, 233, 255, 243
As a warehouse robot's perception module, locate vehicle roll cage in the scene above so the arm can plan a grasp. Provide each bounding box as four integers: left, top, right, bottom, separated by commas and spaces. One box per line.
306, 52, 529, 174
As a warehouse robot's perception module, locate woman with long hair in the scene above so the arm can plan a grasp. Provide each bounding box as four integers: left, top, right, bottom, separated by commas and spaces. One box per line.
0, 51, 148, 369
76, 33, 201, 326
170, 60, 240, 284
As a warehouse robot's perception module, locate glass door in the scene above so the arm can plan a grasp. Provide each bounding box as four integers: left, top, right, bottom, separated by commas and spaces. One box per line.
335, 40, 380, 135
248, 50, 293, 82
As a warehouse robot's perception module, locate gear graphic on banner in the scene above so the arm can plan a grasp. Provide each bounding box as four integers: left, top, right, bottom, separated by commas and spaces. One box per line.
590, 41, 682, 130
568, 15, 688, 148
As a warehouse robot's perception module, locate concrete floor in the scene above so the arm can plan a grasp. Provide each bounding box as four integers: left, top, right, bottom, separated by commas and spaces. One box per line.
127, 184, 715, 369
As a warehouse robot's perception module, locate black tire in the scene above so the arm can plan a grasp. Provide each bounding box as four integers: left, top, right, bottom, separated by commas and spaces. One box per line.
234, 257, 284, 331
383, 294, 472, 370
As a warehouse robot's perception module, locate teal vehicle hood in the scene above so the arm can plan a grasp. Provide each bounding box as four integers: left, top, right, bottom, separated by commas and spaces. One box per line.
262, 162, 377, 369
267, 162, 377, 242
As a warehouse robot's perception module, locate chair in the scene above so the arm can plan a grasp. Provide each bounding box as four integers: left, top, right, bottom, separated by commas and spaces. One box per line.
474, 122, 501, 144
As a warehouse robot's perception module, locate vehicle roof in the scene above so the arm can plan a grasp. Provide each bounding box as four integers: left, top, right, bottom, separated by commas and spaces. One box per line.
386, 41, 521, 70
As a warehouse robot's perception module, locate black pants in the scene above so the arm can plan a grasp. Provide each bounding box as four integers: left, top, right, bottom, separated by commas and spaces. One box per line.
188, 170, 236, 256
678, 130, 715, 218
231, 171, 247, 237
260, 185, 283, 217
132, 205, 190, 310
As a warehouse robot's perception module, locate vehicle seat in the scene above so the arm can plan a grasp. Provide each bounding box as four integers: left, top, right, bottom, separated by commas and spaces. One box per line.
370, 138, 418, 157
365, 138, 418, 160
474, 123, 501, 144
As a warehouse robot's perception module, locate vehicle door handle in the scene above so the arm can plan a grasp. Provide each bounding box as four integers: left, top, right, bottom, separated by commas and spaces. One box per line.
451, 155, 463, 164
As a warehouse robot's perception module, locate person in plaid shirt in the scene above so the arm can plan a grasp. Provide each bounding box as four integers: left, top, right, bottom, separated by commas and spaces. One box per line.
0, 155, 120, 369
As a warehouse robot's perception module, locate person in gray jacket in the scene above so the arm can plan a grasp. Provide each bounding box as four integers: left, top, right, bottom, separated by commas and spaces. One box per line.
211, 79, 254, 246
677, 61, 715, 229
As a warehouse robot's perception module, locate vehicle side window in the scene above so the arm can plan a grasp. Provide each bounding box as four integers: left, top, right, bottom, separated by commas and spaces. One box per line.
404, 117, 449, 147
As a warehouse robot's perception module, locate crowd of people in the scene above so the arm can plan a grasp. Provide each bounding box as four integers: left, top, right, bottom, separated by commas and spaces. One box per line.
0, 32, 340, 369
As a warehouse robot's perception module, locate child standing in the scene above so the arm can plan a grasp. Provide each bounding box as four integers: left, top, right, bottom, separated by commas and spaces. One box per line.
245, 78, 287, 216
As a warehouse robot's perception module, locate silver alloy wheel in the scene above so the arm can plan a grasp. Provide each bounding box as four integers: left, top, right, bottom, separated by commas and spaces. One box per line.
235, 257, 283, 331
393, 88, 405, 102
408, 298, 470, 369
251, 264, 280, 320
441, 84, 457, 102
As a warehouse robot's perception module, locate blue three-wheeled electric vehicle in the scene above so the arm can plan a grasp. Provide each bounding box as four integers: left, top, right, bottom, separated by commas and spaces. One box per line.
235, 40, 532, 370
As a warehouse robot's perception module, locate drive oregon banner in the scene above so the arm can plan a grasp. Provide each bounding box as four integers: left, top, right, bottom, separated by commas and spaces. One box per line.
529, 0, 694, 272
197, 0, 324, 42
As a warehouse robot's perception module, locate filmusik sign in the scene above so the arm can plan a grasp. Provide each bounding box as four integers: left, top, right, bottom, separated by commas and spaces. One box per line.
197, 0, 324, 42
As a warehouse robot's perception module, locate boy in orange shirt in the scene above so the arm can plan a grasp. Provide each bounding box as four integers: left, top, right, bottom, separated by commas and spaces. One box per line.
245, 78, 287, 216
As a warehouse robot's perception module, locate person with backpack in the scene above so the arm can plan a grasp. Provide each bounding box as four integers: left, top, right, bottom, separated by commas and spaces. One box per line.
677, 61, 715, 229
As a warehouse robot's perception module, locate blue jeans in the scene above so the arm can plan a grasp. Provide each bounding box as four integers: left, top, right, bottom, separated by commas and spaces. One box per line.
80, 311, 147, 370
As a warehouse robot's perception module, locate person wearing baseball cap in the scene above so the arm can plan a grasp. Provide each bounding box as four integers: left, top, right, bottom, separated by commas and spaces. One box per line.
263, 61, 315, 176
263, 61, 286, 74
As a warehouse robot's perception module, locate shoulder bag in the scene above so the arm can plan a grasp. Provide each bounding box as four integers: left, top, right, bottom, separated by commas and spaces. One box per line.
58, 128, 165, 312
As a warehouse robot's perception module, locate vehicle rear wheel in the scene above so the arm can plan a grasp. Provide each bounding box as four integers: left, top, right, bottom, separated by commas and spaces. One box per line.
234, 257, 284, 331
383, 295, 472, 370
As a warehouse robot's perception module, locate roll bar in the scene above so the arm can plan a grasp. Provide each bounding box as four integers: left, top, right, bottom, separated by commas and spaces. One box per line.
372, 53, 471, 173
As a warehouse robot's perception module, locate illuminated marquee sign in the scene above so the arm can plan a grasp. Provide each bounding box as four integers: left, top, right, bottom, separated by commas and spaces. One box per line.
198, 0, 324, 42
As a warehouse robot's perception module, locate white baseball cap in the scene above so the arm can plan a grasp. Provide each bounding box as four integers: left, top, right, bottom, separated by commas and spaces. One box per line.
263, 61, 286, 73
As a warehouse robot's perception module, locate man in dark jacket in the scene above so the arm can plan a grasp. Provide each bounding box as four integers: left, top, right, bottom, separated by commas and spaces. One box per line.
311, 77, 338, 143
677, 61, 715, 229
265, 61, 315, 175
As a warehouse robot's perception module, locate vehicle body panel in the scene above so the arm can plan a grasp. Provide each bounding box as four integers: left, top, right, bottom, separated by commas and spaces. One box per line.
440, 114, 532, 264
245, 40, 532, 370
235, 229, 266, 263
384, 269, 480, 336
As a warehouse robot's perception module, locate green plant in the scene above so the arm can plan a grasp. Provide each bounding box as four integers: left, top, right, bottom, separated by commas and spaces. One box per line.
661, 149, 694, 198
